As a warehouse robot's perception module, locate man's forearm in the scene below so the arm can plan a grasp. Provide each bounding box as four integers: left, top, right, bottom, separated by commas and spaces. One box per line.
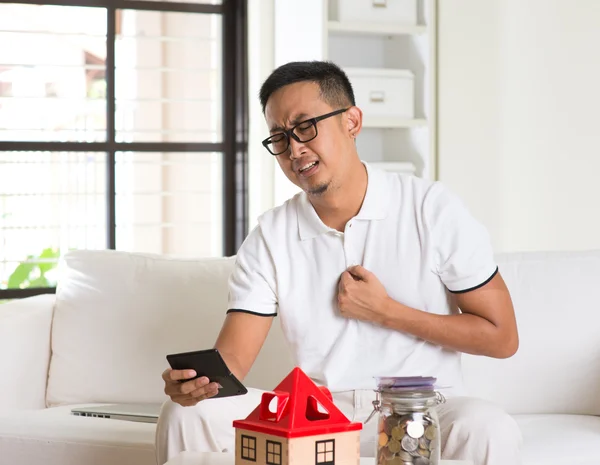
375, 297, 514, 358
214, 348, 249, 381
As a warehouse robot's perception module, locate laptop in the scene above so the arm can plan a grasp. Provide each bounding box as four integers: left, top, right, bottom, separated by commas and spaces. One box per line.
71, 403, 162, 423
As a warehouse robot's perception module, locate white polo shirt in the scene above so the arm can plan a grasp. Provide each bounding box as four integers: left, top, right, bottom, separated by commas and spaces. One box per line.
227, 162, 497, 395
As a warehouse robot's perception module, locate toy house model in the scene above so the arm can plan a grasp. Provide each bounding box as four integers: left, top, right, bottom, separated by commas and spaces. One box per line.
233, 367, 362, 465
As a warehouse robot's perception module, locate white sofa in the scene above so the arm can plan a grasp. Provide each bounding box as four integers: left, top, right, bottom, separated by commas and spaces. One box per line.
0, 249, 599, 465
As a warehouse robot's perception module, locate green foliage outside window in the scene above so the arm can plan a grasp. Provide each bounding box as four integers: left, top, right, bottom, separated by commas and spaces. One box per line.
6, 247, 60, 289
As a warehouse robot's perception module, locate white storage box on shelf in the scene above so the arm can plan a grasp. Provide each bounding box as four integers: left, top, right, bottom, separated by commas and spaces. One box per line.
346, 68, 415, 120
333, 0, 417, 25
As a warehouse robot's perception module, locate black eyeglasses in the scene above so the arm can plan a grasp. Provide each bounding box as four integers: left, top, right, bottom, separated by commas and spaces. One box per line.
262, 108, 349, 156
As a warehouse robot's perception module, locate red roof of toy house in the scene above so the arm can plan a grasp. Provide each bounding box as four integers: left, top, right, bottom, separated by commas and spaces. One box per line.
233, 367, 362, 438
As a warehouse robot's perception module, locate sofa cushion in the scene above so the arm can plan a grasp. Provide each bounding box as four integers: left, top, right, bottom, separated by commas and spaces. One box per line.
0, 404, 155, 465
462, 250, 600, 415
47, 250, 236, 406
515, 414, 600, 465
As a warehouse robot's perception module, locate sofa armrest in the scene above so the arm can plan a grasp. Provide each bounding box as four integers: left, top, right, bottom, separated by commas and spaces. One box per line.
0, 295, 55, 412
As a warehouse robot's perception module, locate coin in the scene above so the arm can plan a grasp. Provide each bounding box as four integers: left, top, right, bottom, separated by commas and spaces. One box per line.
418, 437, 429, 449
379, 432, 389, 447
424, 425, 436, 440
384, 415, 397, 435
418, 448, 430, 458
406, 421, 425, 439
380, 445, 395, 460
391, 425, 405, 441
397, 450, 413, 461
399, 414, 413, 426
388, 438, 401, 453
401, 435, 418, 452
388, 458, 404, 465
414, 458, 430, 465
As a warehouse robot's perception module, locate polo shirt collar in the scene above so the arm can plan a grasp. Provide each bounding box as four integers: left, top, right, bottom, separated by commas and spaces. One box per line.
297, 161, 390, 241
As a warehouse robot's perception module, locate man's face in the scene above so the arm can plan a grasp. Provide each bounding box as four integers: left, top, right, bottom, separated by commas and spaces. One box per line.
264, 81, 352, 196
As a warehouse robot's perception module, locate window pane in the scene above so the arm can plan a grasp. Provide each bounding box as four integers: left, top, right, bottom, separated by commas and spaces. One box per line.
115, 10, 221, 143
0, 4, 107, 142
115, 152, 222, 256
0, 151, 107, 290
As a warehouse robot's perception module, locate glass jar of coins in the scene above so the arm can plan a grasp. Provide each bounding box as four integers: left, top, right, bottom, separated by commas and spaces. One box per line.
371, 377, 445, 465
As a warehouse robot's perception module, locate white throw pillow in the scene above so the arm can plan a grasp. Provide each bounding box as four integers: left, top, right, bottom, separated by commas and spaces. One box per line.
47, 250, 235, 406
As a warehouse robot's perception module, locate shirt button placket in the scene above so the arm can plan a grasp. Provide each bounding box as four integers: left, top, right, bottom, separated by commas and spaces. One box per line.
344, 222, 357, 267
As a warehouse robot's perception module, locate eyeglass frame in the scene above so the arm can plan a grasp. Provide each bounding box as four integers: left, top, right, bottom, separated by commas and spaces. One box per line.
261, 108, 349, 156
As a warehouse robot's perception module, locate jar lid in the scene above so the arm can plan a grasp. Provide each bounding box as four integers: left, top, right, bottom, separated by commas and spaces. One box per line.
375, 376, 443, 404
375, 376, 437, 390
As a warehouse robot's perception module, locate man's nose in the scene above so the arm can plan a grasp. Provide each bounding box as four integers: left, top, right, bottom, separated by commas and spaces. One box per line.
288, 136, 307, 159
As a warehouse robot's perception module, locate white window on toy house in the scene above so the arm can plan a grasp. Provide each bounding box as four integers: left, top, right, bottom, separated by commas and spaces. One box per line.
241, 435, 256, 462
315, 439, 335, 465
266, 440, 282, 465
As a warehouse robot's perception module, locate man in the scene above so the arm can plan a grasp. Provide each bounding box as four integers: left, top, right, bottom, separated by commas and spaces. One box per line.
156, 61, 522, 465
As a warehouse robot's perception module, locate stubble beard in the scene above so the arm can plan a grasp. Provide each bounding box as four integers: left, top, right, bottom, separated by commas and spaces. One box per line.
307, 181, 330, 196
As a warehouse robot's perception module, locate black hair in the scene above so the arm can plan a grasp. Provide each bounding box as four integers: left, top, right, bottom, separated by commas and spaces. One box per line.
259, 61, 355, 113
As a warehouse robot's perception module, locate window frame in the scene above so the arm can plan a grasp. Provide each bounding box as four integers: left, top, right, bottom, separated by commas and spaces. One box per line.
315, 439, 335, 465
241, 434, 257, 462
266, 439, 282, 465
0, 0, 248, 301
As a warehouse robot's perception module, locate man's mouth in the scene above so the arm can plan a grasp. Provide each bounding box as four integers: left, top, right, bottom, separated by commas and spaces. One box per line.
298, 161, 319, 175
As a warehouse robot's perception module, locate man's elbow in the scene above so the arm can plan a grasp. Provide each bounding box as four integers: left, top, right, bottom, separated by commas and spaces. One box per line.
491, 332, 519, 359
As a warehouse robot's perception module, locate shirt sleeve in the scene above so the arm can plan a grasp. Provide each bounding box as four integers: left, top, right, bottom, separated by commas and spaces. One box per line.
227, 225, 278, 316
424, 182, 498, 293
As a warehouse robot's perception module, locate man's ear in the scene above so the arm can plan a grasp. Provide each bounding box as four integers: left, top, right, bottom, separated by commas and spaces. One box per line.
345, 106, 363, 139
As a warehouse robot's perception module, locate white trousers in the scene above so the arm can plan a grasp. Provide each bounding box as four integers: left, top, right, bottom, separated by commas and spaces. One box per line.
155, 389, 522, 465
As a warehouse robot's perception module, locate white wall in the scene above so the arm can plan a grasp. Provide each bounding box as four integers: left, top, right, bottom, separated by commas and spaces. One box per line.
248, 0, 330, 215
272, 0, 327, 206
248, 0, 276, 228
438, 0, 600, 253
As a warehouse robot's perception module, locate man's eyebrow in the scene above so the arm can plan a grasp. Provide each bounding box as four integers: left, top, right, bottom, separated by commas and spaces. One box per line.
269, 124, 285, 133
290, 113, 309, 125
269, 113, 310, 133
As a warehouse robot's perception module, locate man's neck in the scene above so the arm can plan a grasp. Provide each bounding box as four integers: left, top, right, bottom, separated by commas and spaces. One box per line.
309, 162, 368, 232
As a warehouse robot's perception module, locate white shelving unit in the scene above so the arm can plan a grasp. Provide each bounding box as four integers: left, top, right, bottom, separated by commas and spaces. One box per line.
324, 0, 437, 180
271, 0, 437, 204
362, 117, 428, 129
328, 21, 427, 37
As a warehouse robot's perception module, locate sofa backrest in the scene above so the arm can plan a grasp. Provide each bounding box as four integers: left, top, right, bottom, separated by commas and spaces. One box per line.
48, 250, 293, 406
462, 250, 600, 415
50, 249, 600, 416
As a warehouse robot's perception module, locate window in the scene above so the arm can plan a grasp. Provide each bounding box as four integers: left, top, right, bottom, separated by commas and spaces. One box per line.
266, 440, 282, 465
241, 435, 256, 462
315, 439, 335, 465
0, 0, 248, 302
